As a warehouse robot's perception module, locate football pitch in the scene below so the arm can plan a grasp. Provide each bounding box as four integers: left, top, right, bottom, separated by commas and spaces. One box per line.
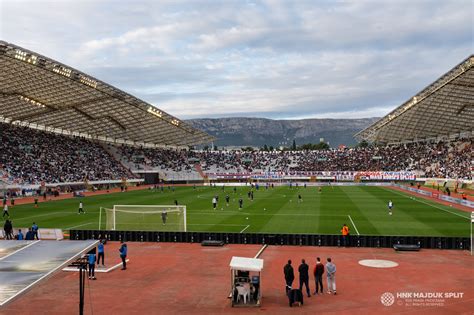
5, 186, 471, 237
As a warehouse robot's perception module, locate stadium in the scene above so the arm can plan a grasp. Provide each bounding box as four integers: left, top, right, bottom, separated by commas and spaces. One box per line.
1, 10, 473, 315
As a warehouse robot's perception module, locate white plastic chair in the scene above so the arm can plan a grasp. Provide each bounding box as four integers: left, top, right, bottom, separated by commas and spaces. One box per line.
236, 285, 250, 304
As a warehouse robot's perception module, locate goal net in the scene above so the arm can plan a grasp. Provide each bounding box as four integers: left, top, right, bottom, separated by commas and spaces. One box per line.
99, 205, 187, 232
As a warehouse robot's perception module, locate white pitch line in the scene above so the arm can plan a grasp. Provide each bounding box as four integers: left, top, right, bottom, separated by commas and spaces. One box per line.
348, 215, 360, 235
240, 225, 250, 233
384, 187, 470, 220
64, 222, 95, 230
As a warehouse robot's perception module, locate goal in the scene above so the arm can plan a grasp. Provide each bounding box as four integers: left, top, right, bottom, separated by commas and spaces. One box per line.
99, 205, 187, 232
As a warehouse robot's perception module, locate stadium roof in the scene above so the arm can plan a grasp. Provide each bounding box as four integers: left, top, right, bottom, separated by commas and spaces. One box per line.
355, 55, 474, 144
0, 41, 215, 147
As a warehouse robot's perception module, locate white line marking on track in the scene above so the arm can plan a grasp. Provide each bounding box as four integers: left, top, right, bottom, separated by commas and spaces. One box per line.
240, 225, 250, 233
348, 215, 360, 235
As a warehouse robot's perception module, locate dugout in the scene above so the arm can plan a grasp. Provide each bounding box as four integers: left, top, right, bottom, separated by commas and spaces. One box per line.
230, 256, 264, 307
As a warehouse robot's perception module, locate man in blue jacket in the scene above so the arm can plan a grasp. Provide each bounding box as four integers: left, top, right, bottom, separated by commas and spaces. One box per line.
119, 241, 127, 270
97, 240, 105, 266
88, 251, 97, 280
17, 229, 24, 240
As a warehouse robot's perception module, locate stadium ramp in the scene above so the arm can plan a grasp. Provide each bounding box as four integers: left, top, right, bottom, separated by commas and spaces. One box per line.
0, 240, 98, 306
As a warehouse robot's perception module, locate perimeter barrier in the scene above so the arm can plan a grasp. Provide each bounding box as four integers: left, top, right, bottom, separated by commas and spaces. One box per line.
70, 230, 470, 250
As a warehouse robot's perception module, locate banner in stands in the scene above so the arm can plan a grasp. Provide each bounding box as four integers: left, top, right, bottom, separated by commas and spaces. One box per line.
206, 171, 416, 181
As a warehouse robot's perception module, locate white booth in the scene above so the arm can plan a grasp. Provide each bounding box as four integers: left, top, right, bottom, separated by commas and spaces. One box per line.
229, 256, 264, 307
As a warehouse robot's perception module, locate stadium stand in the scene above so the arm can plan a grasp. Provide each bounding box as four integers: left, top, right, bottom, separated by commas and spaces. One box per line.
0, 122, 132, 184
116, 139, 472, 179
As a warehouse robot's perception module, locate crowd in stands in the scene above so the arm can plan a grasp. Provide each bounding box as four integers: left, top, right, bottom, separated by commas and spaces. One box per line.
117, 138, 472, 179
1, 122, 472, 184
0, 123, 131, 184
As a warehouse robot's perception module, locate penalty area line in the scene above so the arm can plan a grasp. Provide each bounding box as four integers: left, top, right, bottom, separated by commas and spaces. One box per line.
240, 225, 250, 233
348, 215, 360, 235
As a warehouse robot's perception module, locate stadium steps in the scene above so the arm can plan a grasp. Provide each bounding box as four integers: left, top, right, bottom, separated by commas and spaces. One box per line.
194, 163, 208, 179
101, 143, 137, 178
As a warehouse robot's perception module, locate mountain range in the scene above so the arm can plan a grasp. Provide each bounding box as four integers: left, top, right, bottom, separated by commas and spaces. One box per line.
186, 117, 379, 148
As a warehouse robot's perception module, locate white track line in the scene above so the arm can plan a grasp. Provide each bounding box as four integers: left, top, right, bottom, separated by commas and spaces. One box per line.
384, 187, 470, 220
240, 225, 250, 233
348, 215, 360, 235
254, 244, 268, 259
63, 259, 129, 273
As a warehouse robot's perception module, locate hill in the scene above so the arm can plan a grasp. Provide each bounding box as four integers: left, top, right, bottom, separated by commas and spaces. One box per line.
186, 117, 379, 147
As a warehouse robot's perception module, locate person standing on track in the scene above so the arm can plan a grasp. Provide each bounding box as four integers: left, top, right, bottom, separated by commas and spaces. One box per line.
284, 259, 295, 294
88, 250, 97, 280
119, 241, 127, 270
313, 257, 324, 295
97, 240, 105, 266
299, 259, 311, 297
32, 222, 39, 240
341, 224, 350, 247
238, 197, 243, 209
326, 258, 337, 295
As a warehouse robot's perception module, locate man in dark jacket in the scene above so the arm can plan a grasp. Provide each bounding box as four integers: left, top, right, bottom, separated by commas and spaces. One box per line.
283, 259, 295, 293
299, 259, 311, 297
313, 257, 325, 294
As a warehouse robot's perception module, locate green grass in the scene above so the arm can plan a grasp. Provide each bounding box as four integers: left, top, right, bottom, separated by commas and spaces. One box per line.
4, 186, 471, 237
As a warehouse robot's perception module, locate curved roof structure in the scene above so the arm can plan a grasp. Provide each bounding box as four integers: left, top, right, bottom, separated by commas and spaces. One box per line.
355, 55, 474, 144
0, 41, 215, 147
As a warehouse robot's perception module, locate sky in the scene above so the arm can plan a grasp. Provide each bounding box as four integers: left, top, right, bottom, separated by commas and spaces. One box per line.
0, 0, 472, 120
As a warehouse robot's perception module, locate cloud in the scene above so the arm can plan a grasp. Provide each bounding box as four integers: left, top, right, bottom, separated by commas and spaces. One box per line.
1, 0, 472, 120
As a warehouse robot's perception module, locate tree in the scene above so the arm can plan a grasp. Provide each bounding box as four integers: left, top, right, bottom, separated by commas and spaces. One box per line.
358, 140, 369, 148
269, 145, 274, 151
263, 144, 269, 151
314, 142, 330, 150
292, 139, 297, 150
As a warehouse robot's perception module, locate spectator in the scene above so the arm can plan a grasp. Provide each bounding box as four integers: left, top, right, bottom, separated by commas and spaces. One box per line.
283, 259, 295, 294
313, 257, 324, 295
25, 227, 34, 240
298, 259, 311, 297
17, 228, 24, 240
326, 258, 337, 295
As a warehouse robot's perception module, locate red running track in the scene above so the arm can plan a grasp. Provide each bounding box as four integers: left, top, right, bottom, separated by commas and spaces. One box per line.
1, 242, 473, 315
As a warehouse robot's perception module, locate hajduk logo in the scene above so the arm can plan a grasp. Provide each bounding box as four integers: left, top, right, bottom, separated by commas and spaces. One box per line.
380, 292, 395, 306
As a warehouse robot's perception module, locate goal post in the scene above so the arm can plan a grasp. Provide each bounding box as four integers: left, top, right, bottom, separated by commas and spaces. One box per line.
100, 205, 187, 232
